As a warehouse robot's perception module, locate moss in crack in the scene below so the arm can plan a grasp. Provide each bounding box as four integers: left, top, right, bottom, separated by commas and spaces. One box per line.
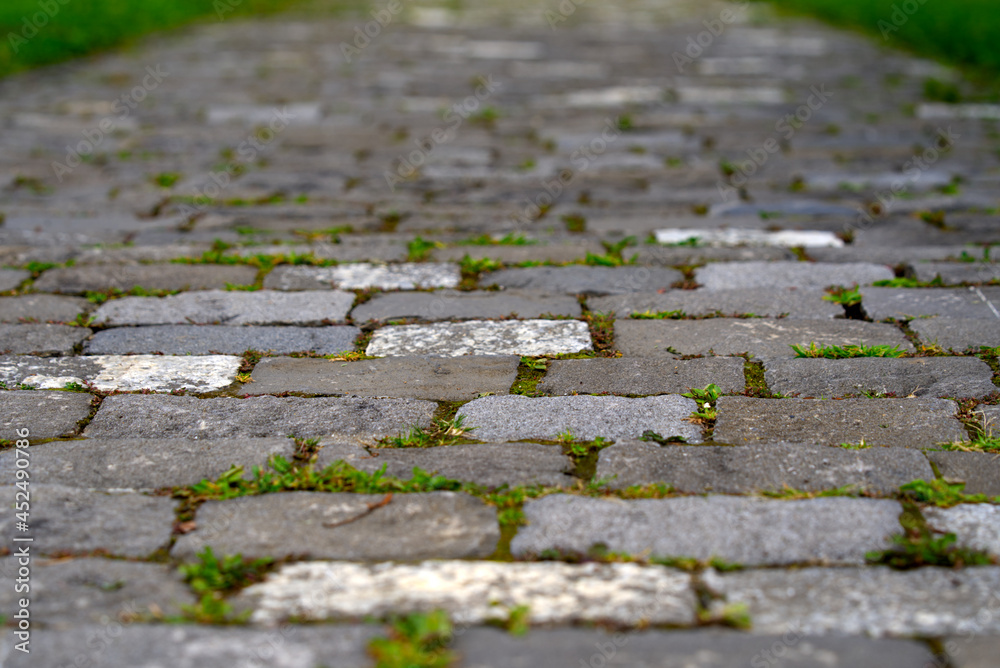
743, 360, 784, 398
555, 432, 613, 481
238, 349, 265, 375
375, 415, 477, 449
866, 501, 996, 569
511, 357, 548, 396
581, 311, 616, 356
178, 546, 275, 623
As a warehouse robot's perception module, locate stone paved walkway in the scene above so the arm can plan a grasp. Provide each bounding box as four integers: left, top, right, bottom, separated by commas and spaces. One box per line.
1, 0, 1000, 666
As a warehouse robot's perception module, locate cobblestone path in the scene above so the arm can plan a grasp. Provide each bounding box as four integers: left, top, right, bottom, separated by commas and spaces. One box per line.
1, 0, 1000, 666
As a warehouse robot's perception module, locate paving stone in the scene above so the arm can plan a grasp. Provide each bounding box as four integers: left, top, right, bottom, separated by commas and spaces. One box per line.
590, 289, 841, 319
595, 440, 935, 494
0, 390, 92, 439
702, 567, 1000, 636
979, 404, 1000, 429
710, 201, 857, 217
0, 294, 92, 323
454, 628, 937, 668
696, 262, 894, 291
0, 484, 175, 557
809, 246, 979, 264
84, 324, 360, 355
239, 560, 695, 626
316, 440, 575, 488
92, 289, 355, 325
231, 241, 408, 262
481, 266, 684, 296
0, 438, 295, 490
366, 319, 592, 357
263, 263, 460, 290
172, 491, 498, 561
0, 268, 29, 291
0, 558, 194, 627
32, 264, 257, 293
615, 319, 913, 360
0, 323, 91, 355
654, 229, 843, 248
539, 357, 746, 396
764, 357, 997, 399
84, 395, 436, 440
911, 318, 1000, 350
924, 504, 1000, 556
350, 289, 581, 323
634, 246, 795, 265
0, 354, 240, 392
910, 262, 1000, 285
457, 394, 702, 443
511, 494, 901, 566
861, 287, 1000, 320
947, 637, 1000, 668
927, 451, 1000, 496
713, 396, 967, 448
249, 355, 518, 401
434, 243, 602, 263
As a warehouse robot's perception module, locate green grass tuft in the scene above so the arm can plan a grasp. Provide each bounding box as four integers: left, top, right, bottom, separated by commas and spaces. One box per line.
791, 342, 906, 359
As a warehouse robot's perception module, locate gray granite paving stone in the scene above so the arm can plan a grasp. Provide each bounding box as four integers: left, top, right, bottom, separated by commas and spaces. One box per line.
910, 262, 1000, 284
702, 567, 1000, 636
764, 357, 997, 399
0, 484, 175, 557
457, 394, 702, 443
635, 246, 795, 265
0, 438, 295, 489
435, 243, 602, 263
454, 628, 937, 668
590, 289, 842, 319
713, 396, 968, 448
84, 395, 436, 440
32, 264, 257, 293
947, 637, 1000, 668
510, 495, 902, 566
927, 451, 1000, 496
0, 268, 29, 291
316, 440, 575, 488
810, 246, 980, 264
696, 262, 894, 291
366, 319, 592, 357
249, 355, 518, 401
924, 504, 1000, 556
172, 491, 498, 560
0, 390, 92, 439
0, 323, 91, 355
615, 319, 913, 360
232, 241, 408, 262
85, 324, 360, 355
350, 289, 581, 323
595, 440, 935, 494
911, 318, 1000, 350
263, 263, 460, 290
0, 294, 92, 323
539, 357, 746, 396
92, 289, 355, 325
481, 266, 684, 295
861, 287, 1000, 320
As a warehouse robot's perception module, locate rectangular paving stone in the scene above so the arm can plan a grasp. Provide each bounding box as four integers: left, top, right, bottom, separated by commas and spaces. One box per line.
481, 266, 684, 295
92, 289, 355, 326
366, 319, 592, 357
696, 262, 894, 291
511, 495, 902, 566
0, 484, 175, 557
539, 357, 746, 396
947, 637, 1000, 668
231, 241, 408, 262
713, 396, 968, 448
860, 287, 1000, 320
250, 355, 518, 401
317, 440, 575, 489
910, 262, 1000, 285
84, 324, 360, 355
0, 268, 29, 291
809, 246, 980, 264
590, 289, 841, 319
32, 264, 258, 293
924, 504, 1000, 557
263, 263, 460, 290
172, 491, 498, 561
458, 394, 702, 443
635, 246, 795, 265
595, 440, 935, 494
703, 567, 1000, 637
0, 390, 92, 439
0, 323, 92, 355
0, 294, 92, 323
654, 229, 843, 248
350, 289, 581, 323
615, 319, 913, 360
239, 560, 696, 627
911, 318, 1000, 350
928, 451, 1000, 496
764, 357, 998, 399
434, 243, 602, 263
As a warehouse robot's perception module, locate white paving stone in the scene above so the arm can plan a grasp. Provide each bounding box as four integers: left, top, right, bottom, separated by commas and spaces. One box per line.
239, 560, 695, 626
563, 86, 663, 107
21, 356, 240, 392
675, 87, 786, 105
365, 320, 592, 357
924, 504, 1000, 557
266, 263, 460, 290
206, 103, 322, 124
655, 228, 843, 248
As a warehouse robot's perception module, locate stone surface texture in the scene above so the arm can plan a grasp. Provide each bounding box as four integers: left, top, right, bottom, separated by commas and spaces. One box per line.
366, 319, 592, 357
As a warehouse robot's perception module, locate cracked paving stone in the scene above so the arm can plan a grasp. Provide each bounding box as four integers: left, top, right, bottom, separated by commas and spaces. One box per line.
511, 495, 902, 566
927, 452, 1000, 496
32, 264, 258, 294
0, 438, 295, 490
909, 262, 1000, 285
91, 289, 355, 326
695, 262, 894, 291
713, 396, 968, 448
595, 440, 935, 494
480, 266, 684, 296
0, 323, 92, 355
539, 357, 746, 396
614, 319, 913, 360
263, 263, 460, 290
237, 560, 696, 626
0, 484, 175, 557
764, 357, 998, 399
350, 289, 581, 323
85, 325, 360, 355
249, 355, 518, 401
0, 268, 29, 291
703, 567, 1000, 637
924, 505, 1000, 557
910, 318, 1000, 350
316, 440, 574, 488
457, 394, 702, 443
366, 319, 592, 357
590, 289, 841, 319
0, 295, 93, 323
0, 390, 92, 439
172, 492, 498, 561
84, 394, 436, 439
860, 287, 1000, 320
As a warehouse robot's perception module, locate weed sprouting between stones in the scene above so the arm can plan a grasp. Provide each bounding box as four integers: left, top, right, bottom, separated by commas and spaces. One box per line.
511, 357, 548, 396
406, 237, 441, 262
836, 439, 872, 449
581, 311, 616, 355
376, 415, 475, 449
178, 546, 273, 623
743, 360, 785, 398
368, 610, 456, 668
899, 479, 999, 507
866, 503, 995, 569
822, 285, 862, 306
83, 285, 181, 305
790, 342, 906, 359
456, 233, 536, 246
630, 309, 769, 320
